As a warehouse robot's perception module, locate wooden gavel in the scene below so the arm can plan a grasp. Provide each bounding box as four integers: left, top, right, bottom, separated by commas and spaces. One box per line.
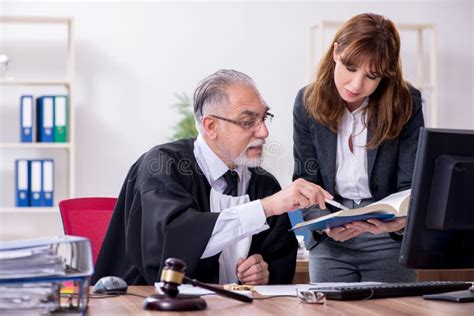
143, 257, 252, 311
160, 257, 253, 303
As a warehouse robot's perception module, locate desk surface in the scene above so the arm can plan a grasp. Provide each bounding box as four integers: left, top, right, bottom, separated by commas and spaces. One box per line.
87, 286, 473, 315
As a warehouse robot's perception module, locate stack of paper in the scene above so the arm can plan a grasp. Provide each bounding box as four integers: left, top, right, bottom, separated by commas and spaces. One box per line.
0, 283, 59, 312
0, 245, 65, 279
0, 236, 93, 314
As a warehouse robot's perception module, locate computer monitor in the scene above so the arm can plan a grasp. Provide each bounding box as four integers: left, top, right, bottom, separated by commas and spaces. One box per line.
400, 128, 474, 301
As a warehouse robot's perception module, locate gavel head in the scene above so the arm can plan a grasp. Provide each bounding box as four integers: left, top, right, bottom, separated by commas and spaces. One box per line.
160, 258, 187, 297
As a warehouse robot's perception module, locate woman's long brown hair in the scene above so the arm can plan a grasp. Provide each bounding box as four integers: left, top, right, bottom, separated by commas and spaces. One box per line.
304, 13, 413, 148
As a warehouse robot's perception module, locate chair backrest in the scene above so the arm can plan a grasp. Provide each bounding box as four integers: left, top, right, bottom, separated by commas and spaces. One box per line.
59, 197, 117, 265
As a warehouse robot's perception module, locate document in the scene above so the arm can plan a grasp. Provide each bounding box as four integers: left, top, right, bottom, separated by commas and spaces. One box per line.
292, 190, 411, 231
0, 236, 93, 280
0, 236, 93, 313
0, 283, 59, 311
155, 282, 252, 297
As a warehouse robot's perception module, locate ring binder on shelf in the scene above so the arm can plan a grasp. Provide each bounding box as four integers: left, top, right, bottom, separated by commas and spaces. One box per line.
20, 95, 34, 143
29, 160, 43, 207
54, 96, 68, 143
36, 96, 54, 143
15, 159, 30, 207
42, 159, 54, 207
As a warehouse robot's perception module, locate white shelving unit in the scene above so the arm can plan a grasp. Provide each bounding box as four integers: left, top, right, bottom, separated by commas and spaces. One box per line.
0, 16, 75, 239
309, 21, 437, 127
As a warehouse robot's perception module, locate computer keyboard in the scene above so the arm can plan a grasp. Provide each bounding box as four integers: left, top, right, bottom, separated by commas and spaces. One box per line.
309, 281, 472, 300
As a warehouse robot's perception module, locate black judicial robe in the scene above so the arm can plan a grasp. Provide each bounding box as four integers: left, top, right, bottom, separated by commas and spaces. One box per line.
92, 138, 298, 285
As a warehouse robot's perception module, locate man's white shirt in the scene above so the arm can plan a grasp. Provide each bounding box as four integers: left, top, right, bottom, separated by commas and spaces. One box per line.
193, 135, 269, 283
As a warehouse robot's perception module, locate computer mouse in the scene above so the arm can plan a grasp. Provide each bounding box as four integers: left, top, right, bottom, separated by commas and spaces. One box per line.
92, 276, 128, 294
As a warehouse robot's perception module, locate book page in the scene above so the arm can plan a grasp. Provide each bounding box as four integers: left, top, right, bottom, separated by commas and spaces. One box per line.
337, 189, 411, 217
292, 189, 411, 231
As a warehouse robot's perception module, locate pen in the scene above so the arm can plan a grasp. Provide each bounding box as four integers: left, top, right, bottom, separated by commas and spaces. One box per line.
324, 199, 349, 210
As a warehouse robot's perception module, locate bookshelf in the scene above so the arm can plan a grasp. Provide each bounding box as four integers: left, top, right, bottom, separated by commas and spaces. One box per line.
309, 21, 437, 127
0, 16, 75, 238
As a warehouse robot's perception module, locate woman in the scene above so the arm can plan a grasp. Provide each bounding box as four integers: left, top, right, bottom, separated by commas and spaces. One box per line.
293, 13, 424, 282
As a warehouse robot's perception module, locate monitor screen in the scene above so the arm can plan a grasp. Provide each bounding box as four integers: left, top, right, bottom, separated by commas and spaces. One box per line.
400, 128, 474, 269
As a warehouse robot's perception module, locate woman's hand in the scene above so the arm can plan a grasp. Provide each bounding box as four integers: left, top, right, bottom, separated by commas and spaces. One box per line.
324, 225, 365, 242
325, 217, 406, 242
346, 217, 407, 235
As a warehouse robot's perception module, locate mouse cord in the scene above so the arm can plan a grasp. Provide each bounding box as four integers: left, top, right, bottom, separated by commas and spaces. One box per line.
252, 295, 297, 300
61, 291, 147, 299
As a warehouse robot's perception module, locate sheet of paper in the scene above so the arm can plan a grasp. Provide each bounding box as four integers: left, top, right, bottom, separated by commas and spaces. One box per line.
154, 283, 252, 297
156, 282, 383, 297
254, 284, 314, 296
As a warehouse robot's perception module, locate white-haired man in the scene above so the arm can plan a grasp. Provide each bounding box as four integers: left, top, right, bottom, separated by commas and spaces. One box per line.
93, 69, 331, 285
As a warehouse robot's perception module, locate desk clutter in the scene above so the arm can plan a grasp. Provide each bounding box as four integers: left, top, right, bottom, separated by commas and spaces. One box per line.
0, 236, 93, 314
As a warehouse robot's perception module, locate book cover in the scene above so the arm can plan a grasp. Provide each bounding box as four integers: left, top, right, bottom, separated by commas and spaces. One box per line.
291, 189, 411, 231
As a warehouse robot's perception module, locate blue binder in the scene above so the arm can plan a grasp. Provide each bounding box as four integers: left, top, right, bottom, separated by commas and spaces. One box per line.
15, 159, 30, 207
41, 159, 54, 207
29, 160, 43, 207
36, 96, 54, 142
20, 96, 34, 142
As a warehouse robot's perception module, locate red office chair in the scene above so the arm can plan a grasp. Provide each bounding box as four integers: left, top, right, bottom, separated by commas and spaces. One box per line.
59, 197, 117, 265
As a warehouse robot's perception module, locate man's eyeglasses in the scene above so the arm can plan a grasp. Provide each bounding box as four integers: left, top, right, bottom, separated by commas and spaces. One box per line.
209, 112, 274, 130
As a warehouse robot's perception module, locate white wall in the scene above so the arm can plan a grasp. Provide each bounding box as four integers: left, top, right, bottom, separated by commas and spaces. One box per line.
1, 1, 473, 238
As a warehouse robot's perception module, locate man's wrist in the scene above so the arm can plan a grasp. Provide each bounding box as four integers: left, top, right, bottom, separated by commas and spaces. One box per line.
261, 197, 274, 218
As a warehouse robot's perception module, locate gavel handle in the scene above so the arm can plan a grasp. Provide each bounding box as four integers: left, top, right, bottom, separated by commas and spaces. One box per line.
184, 276, 253, 303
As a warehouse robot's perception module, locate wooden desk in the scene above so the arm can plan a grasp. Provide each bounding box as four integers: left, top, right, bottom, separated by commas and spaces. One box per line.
87, 286, 473, 315
293, 259, 310, 284
293, 259, 474, 283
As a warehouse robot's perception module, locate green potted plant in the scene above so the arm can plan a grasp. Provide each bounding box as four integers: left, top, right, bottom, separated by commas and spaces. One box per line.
170, 92, 198, 140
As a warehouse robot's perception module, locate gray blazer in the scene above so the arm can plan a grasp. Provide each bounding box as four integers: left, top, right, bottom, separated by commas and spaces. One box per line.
292, 86, 424, 246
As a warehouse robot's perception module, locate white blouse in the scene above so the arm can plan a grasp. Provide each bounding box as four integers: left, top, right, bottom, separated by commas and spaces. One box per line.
335, 98, 373, 204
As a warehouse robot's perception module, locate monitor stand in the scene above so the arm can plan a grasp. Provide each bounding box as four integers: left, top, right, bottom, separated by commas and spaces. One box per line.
423, 288, 474, 303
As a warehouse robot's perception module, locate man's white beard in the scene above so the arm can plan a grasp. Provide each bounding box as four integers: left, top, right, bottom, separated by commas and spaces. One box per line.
232, 141, 265, 168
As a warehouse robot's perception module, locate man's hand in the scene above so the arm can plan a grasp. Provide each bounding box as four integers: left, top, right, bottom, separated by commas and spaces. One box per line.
325, 217, 407, 242
236, 254, 269, 285
261, 178, 332, 217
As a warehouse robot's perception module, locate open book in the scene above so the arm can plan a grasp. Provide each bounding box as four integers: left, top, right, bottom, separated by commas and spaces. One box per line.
291, 189, 411, 231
